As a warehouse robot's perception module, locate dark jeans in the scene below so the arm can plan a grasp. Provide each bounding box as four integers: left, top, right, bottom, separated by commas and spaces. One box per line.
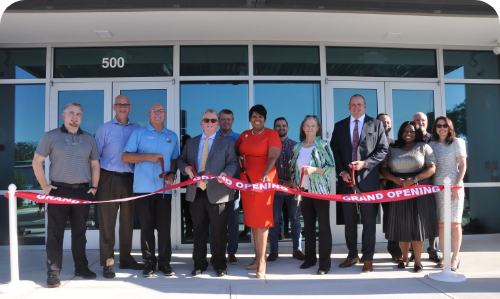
343, 201, 379, 261
97, 169, 135, 266
191, 188, 231, 271
301, 195, 332, 270
135, 193, 172, 266
46, 186, 92, 275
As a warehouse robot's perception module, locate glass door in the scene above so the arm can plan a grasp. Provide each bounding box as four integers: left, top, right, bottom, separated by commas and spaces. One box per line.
326, 81, 385, 244
49, 82, 112, 249
113, 82, 176, 249
385, 82, 442, 140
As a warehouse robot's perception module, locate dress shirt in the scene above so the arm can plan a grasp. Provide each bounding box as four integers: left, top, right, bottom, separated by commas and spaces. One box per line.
95, 117, 140, 173
217, 129, 240, 143
349, 114, 366, 144
197, 133, 216, 173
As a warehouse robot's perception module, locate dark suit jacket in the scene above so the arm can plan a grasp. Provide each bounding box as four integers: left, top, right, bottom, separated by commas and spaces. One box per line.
177, 134, 239, 204
331, 115, 388, 193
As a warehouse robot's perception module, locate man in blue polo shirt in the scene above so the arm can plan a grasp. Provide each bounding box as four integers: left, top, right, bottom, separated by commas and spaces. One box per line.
123, 103, 179, 277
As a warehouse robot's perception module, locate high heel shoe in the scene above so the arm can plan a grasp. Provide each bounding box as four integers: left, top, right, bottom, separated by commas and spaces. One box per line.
434, 263, 444, 269
246, 264, 257, 270
414, 264, 423, 273
451, 260, 460, 272
397, 260, 410, 269
256, 270, 266, 279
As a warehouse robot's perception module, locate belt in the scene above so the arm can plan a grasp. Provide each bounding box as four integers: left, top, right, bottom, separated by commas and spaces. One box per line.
102, 169, 133, 177
51, 181, 89, 189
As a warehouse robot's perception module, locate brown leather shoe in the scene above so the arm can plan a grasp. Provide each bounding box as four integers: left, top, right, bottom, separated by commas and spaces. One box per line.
339, 257, 360, 268
362, 260, 373, 272
393, 256, 404, 263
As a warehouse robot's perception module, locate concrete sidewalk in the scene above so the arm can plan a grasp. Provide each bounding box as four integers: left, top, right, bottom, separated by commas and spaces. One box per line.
1, 234, 499, 299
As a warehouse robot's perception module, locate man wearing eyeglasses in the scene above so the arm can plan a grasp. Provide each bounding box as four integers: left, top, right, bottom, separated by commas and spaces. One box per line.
412, 112, 442, 263
94, 95, 142, 279
177, 109, 238, 277
123, 103, 179, 277
32, 102, 100, 288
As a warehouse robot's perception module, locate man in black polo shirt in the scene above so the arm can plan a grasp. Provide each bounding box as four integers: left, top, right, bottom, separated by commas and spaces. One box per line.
32, 102, 100, 288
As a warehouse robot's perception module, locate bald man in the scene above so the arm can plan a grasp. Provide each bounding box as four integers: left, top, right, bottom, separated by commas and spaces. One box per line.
123, 103, 179, 277
95, 95, 142, 278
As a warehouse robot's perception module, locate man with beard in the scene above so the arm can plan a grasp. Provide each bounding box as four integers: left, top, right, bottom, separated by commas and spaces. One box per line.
32, 102, 100, 288
267, 117, 304, 262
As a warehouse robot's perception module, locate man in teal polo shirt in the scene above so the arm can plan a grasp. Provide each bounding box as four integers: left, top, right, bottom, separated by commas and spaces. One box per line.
123, 103, 179, 277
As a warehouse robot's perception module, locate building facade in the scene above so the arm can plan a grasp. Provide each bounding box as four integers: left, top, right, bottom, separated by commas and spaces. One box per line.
1, 1, 499, 249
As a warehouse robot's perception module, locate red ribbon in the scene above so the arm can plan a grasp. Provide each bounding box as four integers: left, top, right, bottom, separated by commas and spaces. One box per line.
3, 174, 460, 205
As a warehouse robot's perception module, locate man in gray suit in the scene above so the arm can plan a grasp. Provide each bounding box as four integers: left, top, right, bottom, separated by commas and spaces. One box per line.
177, 109, 238, 277
331, 94, 388, 273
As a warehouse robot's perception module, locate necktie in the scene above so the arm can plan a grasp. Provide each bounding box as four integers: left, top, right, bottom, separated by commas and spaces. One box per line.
352, 119, 359, 162
199, 137, 209, 190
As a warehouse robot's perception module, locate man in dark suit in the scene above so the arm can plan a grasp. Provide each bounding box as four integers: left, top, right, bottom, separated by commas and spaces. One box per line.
331, 94, 388, 273
177, 109, 239, 277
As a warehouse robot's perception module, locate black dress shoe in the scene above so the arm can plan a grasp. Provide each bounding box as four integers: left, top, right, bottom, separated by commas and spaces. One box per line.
267, 252, 279, 262
119, 261, 145, 270
47, 274, 61, 288
414, 264, 423, 273
300, 261, 316, 269
292, 250, 306, 260
143, 261, 155, 277
317, 269, 329, 275
216, 269, 227, 277
192, 269, 204, 276
159, 265, 175, 276
75, 268, 97, 279
103, 266, 116, 279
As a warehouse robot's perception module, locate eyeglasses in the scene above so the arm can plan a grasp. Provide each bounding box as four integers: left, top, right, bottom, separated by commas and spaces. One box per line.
114, 103, 131, 108
150, 109, 165, 114
202, 118, 218, 123
436, 124, 449, 128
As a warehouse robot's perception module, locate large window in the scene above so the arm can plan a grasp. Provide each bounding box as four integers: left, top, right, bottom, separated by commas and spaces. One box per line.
254, 46, 320, 76
326, 47, 437, 78
180, 46, 248, 76
0, 48, 46, 79
444, 50, 500, 80
445, 83, 500, 233
0, 84, 46, 245
254, 82, 321, 141
54, 46, 173, 78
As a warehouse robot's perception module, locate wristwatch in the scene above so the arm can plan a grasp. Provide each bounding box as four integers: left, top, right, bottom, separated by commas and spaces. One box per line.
90, 186, 98, 190
413, 177, 418, 184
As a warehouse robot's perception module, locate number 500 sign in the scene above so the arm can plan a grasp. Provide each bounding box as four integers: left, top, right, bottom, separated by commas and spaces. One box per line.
102, 57, 125, 68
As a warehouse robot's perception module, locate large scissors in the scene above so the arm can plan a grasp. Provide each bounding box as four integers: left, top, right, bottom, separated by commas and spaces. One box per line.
189, 162, 209, 186
295, 166, 307, 217
345, 165, 367, 201
239, 154, 253, 194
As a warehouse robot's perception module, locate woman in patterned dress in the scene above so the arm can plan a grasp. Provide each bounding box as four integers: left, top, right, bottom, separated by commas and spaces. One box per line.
429, 116, 467, 271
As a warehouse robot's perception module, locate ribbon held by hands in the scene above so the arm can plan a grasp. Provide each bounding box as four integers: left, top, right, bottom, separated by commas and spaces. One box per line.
345, 164, 367, 201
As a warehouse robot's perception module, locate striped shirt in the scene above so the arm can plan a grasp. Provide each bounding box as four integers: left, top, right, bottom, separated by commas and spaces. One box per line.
35, 125, 99, 184
290, 137, 335, 195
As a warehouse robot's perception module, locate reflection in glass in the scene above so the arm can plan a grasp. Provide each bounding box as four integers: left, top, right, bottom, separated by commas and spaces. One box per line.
180, 82, 249, 244
254, 82, 321, 142
54, 46, 173, 78
58, 90, 104, 231
446, 84, 500, 233
0, 48, 46, 79
326, 47, 437, 78
0, 84, 46, 245
333, 88, 378, 124
254, 46, 320, 76
444, 50, 500, 80
58, 90, 104, 135
392, 90, 434, 133
118, 89, 168, 127
180, 46, 248, 76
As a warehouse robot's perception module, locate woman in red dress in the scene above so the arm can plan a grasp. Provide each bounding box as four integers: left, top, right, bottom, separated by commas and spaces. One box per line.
235, 104, 281, 278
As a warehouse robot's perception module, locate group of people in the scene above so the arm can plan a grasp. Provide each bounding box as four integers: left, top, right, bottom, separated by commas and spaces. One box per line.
32, 93, 466, 288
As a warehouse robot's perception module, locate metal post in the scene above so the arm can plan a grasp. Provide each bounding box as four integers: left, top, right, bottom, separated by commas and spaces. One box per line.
0, 184, 37, 294
429, 177, 466, 282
